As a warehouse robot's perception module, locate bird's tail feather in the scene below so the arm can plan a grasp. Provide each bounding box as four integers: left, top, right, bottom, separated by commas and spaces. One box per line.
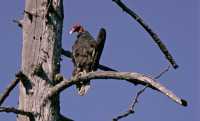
77, 81, 90, 96
78, 84, 90, 96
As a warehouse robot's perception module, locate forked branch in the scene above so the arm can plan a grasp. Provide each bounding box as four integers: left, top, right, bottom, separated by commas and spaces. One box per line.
113, 85, 147, 121
48, 71, 187, 107
112, 0, 179, 69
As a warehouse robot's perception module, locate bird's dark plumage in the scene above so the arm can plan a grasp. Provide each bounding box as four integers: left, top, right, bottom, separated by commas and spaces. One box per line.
70, 24, 106, 95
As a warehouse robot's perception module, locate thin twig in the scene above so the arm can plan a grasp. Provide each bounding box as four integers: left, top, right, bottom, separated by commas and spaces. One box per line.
129, 85, 148, 110
113, 84, 147, 121
0, 106, 34, 120
112, 0, 179, 69
61, 48, 117, 71
154, 65, 171, 79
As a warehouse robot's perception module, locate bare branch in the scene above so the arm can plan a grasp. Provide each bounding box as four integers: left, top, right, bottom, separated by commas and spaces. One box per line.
0, 106, 34, 120
112, 0, 179, 69
0, 71, 29, 106
129, 85, 148, 110
61, 48, 72, 58
154, 65, 171, 79
61, 48, 117, 71
97, 64, 118, 72
0, 79, 19, 106
49, 71, 187, 107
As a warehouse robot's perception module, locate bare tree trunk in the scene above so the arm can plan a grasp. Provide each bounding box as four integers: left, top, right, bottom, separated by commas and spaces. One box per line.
18, 0, 64, 121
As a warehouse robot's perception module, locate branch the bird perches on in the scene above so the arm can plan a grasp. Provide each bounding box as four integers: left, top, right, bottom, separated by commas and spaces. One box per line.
48, 70, 187, 107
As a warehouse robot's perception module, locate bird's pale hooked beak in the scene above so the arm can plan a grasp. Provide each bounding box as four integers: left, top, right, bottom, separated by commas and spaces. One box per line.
69, 29, 74, 35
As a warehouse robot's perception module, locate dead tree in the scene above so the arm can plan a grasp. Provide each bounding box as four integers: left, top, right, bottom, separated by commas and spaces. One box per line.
19, 0, 64, 121
3, 0, 67, 121
0, 0, 187, 121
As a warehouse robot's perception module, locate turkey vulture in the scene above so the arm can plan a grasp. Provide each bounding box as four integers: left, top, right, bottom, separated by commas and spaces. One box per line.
69, 24, 106, 95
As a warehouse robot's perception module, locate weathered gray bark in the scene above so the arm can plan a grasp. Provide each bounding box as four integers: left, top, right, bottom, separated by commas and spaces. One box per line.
18, 0, 64, 121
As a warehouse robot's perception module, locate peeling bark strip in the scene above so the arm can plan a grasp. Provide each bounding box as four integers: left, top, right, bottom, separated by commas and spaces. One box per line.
18, 0, 65, 121
49, 71, 187, 107
113, 0, 179, 69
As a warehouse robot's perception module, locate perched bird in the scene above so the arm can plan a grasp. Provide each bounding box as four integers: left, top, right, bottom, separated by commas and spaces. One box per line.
69, 24, 106, 96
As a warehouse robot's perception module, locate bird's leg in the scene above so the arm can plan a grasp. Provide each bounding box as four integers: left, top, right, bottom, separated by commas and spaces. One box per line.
82, 70, 87, 75
92, 49, 96, 58
77, 70, 87, 84
78, 70, 87, 76
74, 68, 82, 78
78, 69, 90, 96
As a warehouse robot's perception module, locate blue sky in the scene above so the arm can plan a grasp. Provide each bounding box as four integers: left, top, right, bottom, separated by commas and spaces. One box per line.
0, 0, 199, 121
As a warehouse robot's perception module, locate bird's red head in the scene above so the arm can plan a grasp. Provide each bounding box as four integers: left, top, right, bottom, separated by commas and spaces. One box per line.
69, 24, 85, 34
